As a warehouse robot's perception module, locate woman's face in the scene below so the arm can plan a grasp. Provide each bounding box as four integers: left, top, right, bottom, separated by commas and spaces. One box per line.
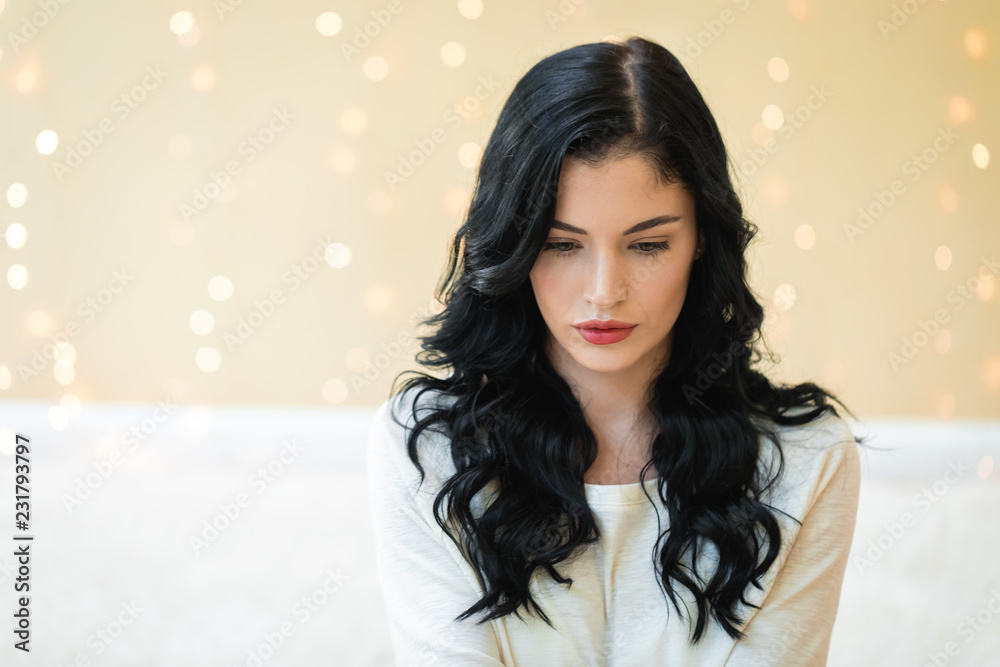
529, 154, 703, 376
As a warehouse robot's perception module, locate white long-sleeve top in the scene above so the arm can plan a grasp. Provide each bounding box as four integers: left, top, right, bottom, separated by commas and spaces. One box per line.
366, 388, 862, 667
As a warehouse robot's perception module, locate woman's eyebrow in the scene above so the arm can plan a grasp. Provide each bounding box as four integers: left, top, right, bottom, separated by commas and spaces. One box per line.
550, 215, 682, 236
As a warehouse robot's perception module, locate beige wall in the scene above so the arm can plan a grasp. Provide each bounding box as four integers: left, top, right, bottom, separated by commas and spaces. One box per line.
0, 0, 996, 417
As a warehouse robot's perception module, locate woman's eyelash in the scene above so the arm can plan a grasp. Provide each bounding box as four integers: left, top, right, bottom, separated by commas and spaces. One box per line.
540, 241, 670, 255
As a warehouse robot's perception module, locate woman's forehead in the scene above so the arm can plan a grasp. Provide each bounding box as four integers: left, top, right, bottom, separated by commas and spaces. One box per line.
552, 159, 695, 231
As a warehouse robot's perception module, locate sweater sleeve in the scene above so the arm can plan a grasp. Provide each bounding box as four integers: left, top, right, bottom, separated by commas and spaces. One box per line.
366, 399, 507, 667
723, 435, 862, 667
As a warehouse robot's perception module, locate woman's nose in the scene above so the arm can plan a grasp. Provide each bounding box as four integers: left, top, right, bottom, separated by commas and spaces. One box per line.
584, 251, 629, 308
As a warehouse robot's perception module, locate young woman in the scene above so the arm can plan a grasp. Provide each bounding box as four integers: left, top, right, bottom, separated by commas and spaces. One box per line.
367, 35, 869, 666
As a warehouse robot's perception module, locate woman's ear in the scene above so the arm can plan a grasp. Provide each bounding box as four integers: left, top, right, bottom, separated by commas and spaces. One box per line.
695, 231, 706, 259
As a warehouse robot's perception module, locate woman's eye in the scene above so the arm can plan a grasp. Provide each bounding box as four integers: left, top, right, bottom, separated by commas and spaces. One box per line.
541, 242, 578, 253
541, 241, 670, 255
634, 242, 670, 254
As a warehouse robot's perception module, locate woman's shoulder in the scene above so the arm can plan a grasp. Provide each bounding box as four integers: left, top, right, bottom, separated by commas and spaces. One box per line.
754, 405, 862, 512
373, 385, 458, 444
367, 386, 460, 496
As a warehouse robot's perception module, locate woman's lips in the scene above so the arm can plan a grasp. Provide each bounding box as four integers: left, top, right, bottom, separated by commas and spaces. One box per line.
575, 319, 634, 329
575, 324, 636, 345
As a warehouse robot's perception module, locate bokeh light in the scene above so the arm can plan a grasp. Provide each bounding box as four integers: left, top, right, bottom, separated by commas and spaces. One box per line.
6, 183, 27, 207
964, 28, 988, 60
36, 129, 58, 154
972, 143, 990, 169
458, 0, 484, 19
189, 310, 215, 335
340, 108, 368, 135
325, 243, 351, 268
440, 42, 467, 67
934, 245, 952, 271
208, 276, 234, 301
363, 57, 389, 81
5, 223, 26, 248
196, 347, 221, 372
794, 224, 816, 250
329, 147, 356, 175
762, 104, 784, 130
767, 57, 790, 82
315, 12, 342, 36
7, 264, 28, 289
321, 378, 349, 404
169, 11, 194, 35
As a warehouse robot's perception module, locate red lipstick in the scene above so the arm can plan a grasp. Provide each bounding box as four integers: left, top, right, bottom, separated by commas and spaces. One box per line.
573, 319, 637, 345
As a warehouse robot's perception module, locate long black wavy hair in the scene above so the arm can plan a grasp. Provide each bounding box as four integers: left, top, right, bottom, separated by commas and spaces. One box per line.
385, 35, 870, 644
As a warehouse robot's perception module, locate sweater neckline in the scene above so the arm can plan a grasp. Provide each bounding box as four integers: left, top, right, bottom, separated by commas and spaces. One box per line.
584, 475, 660, 506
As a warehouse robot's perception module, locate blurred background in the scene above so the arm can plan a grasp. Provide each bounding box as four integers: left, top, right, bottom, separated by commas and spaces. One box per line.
0, 0, 997, 665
